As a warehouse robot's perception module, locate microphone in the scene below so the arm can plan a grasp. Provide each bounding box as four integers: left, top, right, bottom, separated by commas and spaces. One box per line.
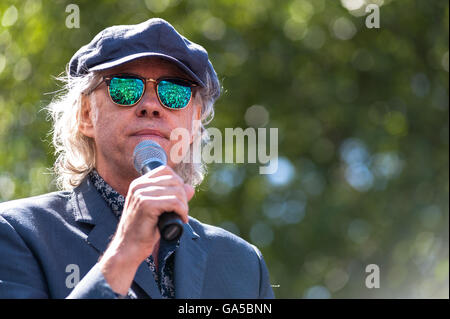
132, 140, 184, 242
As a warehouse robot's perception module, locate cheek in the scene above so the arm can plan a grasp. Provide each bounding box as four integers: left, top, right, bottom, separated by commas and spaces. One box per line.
171, 108, 193, 133
91, 105, 122, 146
166, 105, 200, 160
95, 112, 125, 141
91, 94, 124, 136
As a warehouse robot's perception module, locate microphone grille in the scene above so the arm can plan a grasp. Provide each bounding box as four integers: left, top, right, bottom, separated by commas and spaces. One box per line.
133, 140, 167, 174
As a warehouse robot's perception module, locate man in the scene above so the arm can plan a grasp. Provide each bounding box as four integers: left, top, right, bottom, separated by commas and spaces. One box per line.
0, 18, 274, 299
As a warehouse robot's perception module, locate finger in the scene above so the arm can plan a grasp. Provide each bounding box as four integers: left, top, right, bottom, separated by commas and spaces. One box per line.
129, 172, 184, 194
134, 185, 188, 203
132, 187, 189, 221
184, 184, 195, 201
142, 165, 183, 184
138, 195, 189, 224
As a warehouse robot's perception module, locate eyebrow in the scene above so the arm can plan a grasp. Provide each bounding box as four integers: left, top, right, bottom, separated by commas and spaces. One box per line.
104, 73, 198, 85
108, 72, 185, 78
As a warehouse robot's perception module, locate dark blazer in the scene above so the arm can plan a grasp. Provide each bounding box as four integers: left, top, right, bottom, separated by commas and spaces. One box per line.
0, 177, 274, 299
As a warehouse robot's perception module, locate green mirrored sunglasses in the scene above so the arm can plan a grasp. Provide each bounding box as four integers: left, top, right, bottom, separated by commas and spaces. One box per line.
90, 73, 198, 109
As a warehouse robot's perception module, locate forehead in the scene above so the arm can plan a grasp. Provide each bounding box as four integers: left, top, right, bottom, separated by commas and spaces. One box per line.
100, 57, 193, 80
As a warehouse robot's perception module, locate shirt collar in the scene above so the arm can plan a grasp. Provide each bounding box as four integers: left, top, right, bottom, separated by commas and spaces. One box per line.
88, 169, 125, 219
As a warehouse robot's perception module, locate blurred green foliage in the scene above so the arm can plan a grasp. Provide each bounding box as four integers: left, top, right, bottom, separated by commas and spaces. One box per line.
0, 0, 448, 298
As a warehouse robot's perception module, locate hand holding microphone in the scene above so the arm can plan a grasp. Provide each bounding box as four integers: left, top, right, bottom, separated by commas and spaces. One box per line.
108, 141, 193, 260
132, 140, 187, 242
99, 140, 194, 295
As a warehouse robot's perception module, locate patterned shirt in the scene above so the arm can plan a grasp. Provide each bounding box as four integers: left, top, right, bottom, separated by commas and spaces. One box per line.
88, 169, 179, 298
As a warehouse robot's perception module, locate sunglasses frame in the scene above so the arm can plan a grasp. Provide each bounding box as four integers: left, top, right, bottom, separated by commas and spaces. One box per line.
92, 73, 198, 110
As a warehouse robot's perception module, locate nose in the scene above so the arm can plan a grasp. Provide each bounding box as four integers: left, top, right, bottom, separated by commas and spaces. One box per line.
135, 84, 162, 118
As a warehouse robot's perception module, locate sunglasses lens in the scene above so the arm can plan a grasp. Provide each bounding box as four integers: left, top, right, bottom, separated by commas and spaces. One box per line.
158, 80, 192, 109
109, 77, 144, 106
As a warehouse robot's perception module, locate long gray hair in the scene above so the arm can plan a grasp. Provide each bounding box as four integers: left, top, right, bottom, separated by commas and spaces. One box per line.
45, 66, 220, 190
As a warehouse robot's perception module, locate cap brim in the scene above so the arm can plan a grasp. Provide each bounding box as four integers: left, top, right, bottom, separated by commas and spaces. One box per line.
88, 52, 205, 87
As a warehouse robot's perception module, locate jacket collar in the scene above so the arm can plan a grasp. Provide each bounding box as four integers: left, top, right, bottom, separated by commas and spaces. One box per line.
71, 177, 207, 298
174, 221, 208, 298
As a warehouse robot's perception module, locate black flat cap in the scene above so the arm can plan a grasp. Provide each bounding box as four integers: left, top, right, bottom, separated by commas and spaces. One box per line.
69, 18, 219, 94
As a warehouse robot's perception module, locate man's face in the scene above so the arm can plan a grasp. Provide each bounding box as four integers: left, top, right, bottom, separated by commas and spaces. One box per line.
79, 57, 202, 190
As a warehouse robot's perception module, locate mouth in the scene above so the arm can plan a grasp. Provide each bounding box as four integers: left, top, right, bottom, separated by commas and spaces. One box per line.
131, 129, 167, 139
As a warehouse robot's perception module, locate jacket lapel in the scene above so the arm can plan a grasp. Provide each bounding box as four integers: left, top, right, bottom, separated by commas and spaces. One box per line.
174, 222, 208, 298
71, 178, 162, 299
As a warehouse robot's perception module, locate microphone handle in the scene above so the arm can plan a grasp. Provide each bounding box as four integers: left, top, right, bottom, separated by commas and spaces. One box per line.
142, 164, 184, 242
158, 212, 184, 242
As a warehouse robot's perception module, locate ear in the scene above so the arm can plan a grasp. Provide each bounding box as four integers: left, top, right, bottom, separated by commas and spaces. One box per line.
190, 104, 202, 144
78, 95, 96, 138
194, 103, 202, 121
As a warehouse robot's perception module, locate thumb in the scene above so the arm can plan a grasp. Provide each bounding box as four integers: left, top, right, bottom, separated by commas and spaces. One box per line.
184, 184, 195, 201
